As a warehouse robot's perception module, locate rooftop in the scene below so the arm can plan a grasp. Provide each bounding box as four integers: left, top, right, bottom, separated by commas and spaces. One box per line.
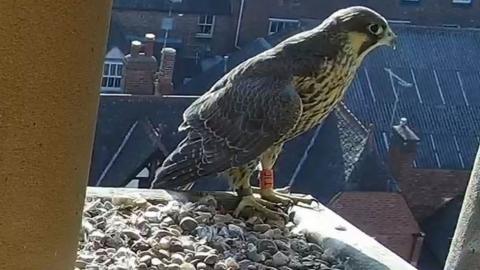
329, 192, 421, 236
329, 192, 422, 261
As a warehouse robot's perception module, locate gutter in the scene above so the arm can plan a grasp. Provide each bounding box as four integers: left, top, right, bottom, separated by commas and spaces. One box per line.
234, 0, 245, 49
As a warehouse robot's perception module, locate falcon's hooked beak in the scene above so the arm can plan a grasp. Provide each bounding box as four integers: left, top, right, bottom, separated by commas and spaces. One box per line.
384, 27, 397, 49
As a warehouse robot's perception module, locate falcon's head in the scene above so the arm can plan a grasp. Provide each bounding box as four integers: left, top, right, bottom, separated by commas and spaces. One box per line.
326, 6, 397, 57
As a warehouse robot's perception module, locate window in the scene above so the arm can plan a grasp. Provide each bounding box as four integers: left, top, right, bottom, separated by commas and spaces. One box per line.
101, 62, 123, 91
196, 15, 215, 38
268, 18, 300, 35
387, 19, 412, 25
452, 0, 471, 3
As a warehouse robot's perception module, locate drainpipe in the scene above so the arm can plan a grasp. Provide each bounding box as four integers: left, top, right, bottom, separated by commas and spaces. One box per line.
409, 232, 425, 267
234, 0, 245, 49
0, 1, 112, 270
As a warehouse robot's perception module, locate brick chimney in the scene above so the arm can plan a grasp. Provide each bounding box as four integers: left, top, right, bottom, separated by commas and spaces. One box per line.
388, 117, 421, 180
155, 47, 176, 96
121, 40, 158, 95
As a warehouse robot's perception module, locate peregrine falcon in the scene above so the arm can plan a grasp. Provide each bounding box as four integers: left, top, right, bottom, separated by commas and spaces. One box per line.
151, 6, 397, 219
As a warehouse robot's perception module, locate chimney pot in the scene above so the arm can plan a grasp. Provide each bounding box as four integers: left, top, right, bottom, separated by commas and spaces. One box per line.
155, 47, 177, 95
130, 40, 142, 57
144, 33, 156, 57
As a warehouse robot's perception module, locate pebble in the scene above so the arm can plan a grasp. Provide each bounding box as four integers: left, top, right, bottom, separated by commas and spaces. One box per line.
246, 243, 265, 262
204, 254, 219, 265
291, 239, 309, 254
257, 239, 278, 254
225, 258, 239, 269
214, 262, 228, 270
272, 252, 290, 267
228, 224, 244, 239
167, 263, 181, 270
180, 217, 198, 232
196, 262, 207, 270
213, 214, 233, 224
171, 253, 185, 265
179, 263, 196, 270
121, 228, 141, 240
253, 224, 270, 233
77, 196, 337, 270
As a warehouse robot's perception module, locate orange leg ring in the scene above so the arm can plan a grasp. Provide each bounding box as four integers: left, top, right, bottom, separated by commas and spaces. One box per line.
260, 169, 274, 189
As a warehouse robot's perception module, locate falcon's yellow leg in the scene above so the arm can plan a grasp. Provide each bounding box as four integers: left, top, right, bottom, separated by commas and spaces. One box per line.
228, 165, 287, 220
255, 169, 317, 206
256, 145, 317, 207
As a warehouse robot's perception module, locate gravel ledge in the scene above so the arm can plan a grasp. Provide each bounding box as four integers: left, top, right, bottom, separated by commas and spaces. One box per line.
79, 187, 417, 270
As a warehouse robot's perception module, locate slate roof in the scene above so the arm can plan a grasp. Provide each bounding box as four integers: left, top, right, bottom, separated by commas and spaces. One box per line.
346, 25, 480, 171
89, 95, 196, 185
112, 0, 232, 15
89, 95, 392, 202
181, 24, 480, 171
107, 19, 130, 53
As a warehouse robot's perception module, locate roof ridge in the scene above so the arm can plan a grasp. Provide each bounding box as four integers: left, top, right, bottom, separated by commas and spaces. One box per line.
335, 103, 369, 135
393, 24, 480, 33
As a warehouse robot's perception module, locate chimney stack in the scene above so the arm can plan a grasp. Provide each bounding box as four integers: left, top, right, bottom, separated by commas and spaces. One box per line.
155, 47, 176, 95
121, 39, 158, 95
144, 33, 156, 57
388, 117, 421, 179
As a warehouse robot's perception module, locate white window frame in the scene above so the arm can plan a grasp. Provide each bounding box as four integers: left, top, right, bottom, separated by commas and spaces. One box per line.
268, 18, 300, 35
101, 61, 123, 92
196, 15, 215, 38
452, 0, 471, 4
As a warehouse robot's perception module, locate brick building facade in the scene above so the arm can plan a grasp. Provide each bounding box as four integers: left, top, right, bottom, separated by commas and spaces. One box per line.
110, 0, 480, 61
234, 0, 480, 47
112, 10, 235, 58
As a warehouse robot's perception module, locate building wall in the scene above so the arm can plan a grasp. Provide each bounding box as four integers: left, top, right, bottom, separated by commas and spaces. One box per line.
112, 10, 236, 58
236, 0, 480, 47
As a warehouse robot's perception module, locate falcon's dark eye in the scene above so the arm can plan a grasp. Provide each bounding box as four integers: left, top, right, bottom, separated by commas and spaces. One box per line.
368, 24, 383, 35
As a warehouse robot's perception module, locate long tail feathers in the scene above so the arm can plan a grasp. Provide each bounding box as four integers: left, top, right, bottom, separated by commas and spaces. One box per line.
151, 138, 205, 189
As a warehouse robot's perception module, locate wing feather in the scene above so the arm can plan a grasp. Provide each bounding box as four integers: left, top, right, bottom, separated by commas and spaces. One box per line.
151, 71, 302, 189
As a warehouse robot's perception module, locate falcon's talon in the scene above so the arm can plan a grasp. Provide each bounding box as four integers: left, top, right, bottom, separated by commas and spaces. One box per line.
251, 186, 290, 195
233, 195, 288, 221
260, 188, 294, 206
259, 188, 316, 206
